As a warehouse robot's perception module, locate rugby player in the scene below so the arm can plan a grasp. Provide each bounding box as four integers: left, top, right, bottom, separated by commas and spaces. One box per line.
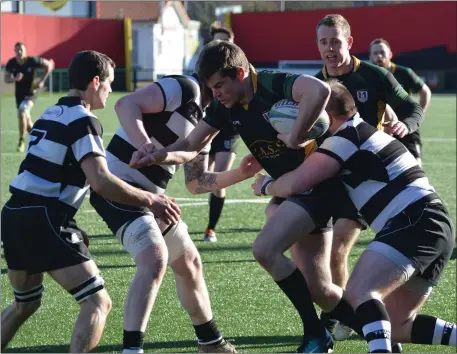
1, 51, 179, 352
4, 42, 54, 152
253, 80, 456, 353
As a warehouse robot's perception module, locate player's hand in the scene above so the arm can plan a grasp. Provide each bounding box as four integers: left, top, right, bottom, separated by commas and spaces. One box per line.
382, 121, 409, 138
15, 73, 24, 82
149, 194, 181, 225
239, 154, 263, 179
36, 81, 45, 89
130, 143, 159, 168
277, 133, 314, 149
251, 173, 273, 196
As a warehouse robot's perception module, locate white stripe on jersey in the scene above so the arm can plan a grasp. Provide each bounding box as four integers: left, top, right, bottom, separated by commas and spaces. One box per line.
10, 170, 61, 198
60, 185, 90, 210
42, 105, 97, 125
318, 114, 435, 232
167, 111, 198, 140
320, 136, 358, 161
107, 75, 202, 191
385, 152, 418, 180
108, 130, 176, 176
72, 134, 105, 162
105, 151, 166, 194
28, 138, 67, 166
359, 129, 394, 152
345, 179, 387, 211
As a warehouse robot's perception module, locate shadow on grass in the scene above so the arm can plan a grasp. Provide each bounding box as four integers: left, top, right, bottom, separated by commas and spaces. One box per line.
6, 335, 308, 353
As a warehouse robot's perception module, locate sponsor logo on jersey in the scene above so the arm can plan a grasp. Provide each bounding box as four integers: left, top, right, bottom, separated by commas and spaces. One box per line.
250, 139, 286, 160
356, 90, 368, 103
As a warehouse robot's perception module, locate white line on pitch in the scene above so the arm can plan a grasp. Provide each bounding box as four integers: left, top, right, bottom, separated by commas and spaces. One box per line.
83, 198, 270, 212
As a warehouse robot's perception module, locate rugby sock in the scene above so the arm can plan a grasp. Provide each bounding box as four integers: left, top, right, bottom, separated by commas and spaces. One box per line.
207, 194, 225, 230
276, 268, 325, 337
411, 314, 456, 346
123, 330, 145, 353
320, 311, 338, 333
356, 299, 392, 353
193, 318, 223, 345
326, 297, 363, 336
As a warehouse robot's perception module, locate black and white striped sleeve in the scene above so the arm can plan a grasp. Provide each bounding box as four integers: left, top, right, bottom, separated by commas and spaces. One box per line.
69, 116, 105, 162
316, 127, 359, 164
156, 76, 200, 112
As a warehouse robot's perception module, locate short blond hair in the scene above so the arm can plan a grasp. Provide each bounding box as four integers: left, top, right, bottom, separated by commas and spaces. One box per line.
316, 14, 351, 39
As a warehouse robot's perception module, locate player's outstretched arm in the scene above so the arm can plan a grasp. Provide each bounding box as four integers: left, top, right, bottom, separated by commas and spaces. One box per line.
185, 154, 262, 194
81, 154, 180, 224
287, 75, 331, 148
252, 152, 340, 198
130, 120, 219, 167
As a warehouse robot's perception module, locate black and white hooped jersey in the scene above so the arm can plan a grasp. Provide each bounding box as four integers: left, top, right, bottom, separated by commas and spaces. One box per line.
106, 74, 208, 194
317, 113, 435, 233
9, 97, 105, 216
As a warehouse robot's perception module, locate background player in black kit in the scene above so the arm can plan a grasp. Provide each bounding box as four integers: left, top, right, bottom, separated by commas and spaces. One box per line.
369, 38, 432, 167
4, 42, 54, 152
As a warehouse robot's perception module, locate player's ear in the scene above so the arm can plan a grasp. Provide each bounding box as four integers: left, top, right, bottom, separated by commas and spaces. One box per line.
236, 67, 246, 81
388, 51, 393, 60
347, 36, 353, 50
92, 76, 100, 90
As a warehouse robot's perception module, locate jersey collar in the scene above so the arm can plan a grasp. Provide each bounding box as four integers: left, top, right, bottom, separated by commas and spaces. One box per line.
389, 62, 397, 73
58, 96, 87, 108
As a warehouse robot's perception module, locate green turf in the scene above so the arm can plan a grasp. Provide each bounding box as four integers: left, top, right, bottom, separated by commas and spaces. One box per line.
1, 93, 456, 353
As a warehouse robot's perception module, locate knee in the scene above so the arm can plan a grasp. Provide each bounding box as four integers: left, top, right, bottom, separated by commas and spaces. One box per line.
308, 279, 333, 305
81, 290, 112, 317
136, 247, 168, 280
171, 247, 202, 279
252, 238, 273, 268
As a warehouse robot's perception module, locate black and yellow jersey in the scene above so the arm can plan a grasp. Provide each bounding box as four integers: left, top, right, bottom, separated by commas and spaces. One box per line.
204, 66, 315, 179
389, 62, 425, 95
6, 56, 44, 97
315, 56, 423, 133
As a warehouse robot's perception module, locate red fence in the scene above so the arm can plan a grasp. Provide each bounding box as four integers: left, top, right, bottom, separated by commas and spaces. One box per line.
1, 13, 125, 68
230, 2, 456, 63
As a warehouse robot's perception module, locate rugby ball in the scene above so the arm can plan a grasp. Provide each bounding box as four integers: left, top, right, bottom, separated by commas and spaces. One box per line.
268, 99, 330, 138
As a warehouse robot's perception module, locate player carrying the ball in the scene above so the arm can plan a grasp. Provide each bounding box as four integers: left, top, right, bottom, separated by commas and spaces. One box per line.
130, 40, 361, 353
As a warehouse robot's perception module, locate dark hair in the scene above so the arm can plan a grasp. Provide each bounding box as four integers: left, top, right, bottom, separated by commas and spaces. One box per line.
196, 40, 249, 83
15, 42, 25, 48
316, 14, 351, 39
68, 50, 116, 90
369, 38, 391, 51
326, 79, 358, 117
210, 22, 235, 42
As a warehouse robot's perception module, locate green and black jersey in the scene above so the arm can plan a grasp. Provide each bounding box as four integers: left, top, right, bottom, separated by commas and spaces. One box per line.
204, 67, 315, 179
6, 56, 44, 98
389, 62, 425, 95
315, 56, 423, 133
